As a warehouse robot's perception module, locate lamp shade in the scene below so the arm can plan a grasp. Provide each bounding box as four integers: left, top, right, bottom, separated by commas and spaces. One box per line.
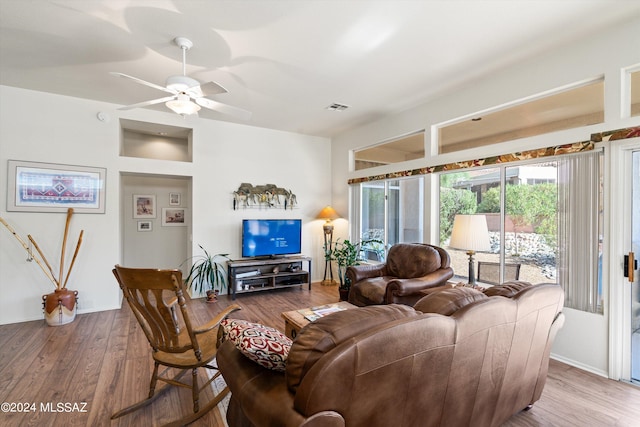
316, 206, 341, 221
449, 214, 491, 252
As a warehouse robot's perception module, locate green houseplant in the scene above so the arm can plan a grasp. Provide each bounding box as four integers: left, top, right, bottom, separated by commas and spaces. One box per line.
181, 245, 230, 302
328, 238, 382, 300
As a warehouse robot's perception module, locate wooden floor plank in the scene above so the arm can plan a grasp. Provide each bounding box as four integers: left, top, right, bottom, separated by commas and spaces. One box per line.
0, 322, 52, 402
1, 282, 639, 427
86, 308, 132, 427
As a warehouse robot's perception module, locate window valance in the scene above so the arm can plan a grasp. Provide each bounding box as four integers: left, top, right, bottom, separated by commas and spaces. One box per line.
348, 126, 640, 185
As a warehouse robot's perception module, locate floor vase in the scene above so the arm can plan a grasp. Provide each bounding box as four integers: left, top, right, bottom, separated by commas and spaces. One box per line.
42, 289, 78, 326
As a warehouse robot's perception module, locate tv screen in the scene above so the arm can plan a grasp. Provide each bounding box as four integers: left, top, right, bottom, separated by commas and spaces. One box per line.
242, 219, 302, 258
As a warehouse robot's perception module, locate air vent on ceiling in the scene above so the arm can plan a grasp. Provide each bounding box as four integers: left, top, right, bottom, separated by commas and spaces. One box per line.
326, 103, 350, 112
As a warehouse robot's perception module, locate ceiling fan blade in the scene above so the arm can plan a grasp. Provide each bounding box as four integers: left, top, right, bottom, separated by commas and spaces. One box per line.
117, 95, 177, 111
195, 97, 252, 120
110, 72, 176, 95
191, 81, 228, 97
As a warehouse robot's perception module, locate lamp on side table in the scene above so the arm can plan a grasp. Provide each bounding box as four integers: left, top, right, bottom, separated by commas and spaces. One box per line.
317, 206, 341, 286
449, 214, 491, 286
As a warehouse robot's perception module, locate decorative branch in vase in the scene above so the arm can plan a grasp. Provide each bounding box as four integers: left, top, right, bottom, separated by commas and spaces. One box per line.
0, 208, 83, 326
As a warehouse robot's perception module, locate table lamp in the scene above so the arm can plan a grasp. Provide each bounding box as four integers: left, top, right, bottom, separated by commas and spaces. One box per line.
449, 214, 490, 285
316, 206, 341, 285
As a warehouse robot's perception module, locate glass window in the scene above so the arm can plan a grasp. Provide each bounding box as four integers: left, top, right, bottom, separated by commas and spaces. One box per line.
437, 80, 604, 154
440, 164, 560, 286
439, 154, 603, 313
360, 176, 424, 261
439, 169, 501, 280
360, 182, 386, 260
631, 69, 640, 117
503, 164, 558, 285
354, 131, 424, 171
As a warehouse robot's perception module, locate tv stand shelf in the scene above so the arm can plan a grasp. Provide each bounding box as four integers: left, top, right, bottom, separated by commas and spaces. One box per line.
227, 256, 312, 300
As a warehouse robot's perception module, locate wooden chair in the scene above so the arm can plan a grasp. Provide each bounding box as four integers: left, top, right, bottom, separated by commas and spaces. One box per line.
112, 265, 241, 427
477, 261, 521, 285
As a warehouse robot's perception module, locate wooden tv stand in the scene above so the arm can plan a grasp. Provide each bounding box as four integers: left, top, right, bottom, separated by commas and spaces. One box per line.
227, 256, 312, 300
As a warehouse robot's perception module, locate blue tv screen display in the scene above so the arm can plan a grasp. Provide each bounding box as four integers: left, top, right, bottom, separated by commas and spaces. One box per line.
242, 219, 302, 258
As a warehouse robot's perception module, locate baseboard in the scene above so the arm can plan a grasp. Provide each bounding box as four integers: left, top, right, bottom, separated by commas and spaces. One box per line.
550, 353, 609, 378
0, 303, 122, 326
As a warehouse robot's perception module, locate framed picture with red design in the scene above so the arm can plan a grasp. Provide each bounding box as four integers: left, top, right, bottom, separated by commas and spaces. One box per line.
7, 160, 106, 213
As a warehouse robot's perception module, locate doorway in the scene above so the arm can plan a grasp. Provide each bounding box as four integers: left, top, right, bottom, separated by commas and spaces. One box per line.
120, 173, 191, 272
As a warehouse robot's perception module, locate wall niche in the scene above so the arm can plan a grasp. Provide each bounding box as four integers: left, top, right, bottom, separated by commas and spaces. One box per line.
120, 119, 192, 162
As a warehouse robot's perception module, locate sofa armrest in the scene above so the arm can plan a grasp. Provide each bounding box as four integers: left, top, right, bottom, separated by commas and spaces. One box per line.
346, 263, 386, 283
386, 267, 454, 297
217, 340, 307, 427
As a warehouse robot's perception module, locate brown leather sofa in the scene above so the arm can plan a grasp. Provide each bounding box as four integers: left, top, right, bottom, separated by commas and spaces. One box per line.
346, 243, 454, 306
217, 282, 565, 427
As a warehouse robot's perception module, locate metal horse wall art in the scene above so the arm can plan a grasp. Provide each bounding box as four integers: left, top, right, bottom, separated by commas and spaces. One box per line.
233, 183, 297, 210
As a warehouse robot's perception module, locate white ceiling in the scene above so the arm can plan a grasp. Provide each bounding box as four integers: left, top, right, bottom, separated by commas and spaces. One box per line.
1, 0, 638, 138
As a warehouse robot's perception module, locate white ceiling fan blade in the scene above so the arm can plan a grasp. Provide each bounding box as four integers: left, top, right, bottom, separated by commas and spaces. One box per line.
187, 81, 228, 98
117, 95, 177, 111
195, 97, 252, 120
110, 72, 177, 95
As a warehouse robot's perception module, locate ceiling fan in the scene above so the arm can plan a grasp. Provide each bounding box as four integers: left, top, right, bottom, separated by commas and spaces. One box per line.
111, 37, 251, 120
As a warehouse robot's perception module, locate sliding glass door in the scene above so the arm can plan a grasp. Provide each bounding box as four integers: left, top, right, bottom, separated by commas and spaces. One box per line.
631, 150, 640, 383
360, 177, 423, 261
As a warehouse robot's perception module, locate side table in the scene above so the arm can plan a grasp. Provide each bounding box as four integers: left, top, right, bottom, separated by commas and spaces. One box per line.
281, 301, 356, 339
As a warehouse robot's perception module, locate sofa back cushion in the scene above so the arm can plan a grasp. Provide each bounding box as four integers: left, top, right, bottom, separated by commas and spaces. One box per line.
482, 281, 532, 297
285, 304, 418, 393
414, 287, 488, 315
386, 243, 442, 278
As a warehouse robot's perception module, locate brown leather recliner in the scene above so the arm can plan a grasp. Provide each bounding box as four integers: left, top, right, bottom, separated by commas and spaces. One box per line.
347, 243, 454, 306
216, 283, 565, 427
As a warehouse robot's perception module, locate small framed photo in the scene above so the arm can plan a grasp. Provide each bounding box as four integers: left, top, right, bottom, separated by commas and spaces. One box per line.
169, 192, 181, 206
133, 194, 156, 218
137, 221, 153, 232
162, 207, 187, 226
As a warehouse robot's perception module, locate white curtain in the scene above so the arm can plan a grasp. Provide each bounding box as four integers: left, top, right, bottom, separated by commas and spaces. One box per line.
557, 149, 602, 313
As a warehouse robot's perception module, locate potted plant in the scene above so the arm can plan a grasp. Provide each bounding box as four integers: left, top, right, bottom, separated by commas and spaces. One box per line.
181, 245, 230, 303
328, 238, 382, 300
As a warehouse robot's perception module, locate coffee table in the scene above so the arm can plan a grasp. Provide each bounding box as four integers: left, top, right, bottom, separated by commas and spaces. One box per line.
281, 301, 356, 339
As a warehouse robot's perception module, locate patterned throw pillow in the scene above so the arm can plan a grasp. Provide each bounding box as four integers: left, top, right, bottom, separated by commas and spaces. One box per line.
220, 318, 292, 372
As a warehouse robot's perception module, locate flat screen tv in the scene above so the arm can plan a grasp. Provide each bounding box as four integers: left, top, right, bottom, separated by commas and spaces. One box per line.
242, 219, 302, 258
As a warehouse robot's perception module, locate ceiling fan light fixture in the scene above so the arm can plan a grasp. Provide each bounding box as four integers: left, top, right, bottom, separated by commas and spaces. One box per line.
166, 94, 201, 116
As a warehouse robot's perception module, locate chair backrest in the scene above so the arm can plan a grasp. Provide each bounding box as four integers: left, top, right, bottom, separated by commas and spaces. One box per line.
477, 261, 521, 285
113, 265, 201, 358
386, 243, 448, 278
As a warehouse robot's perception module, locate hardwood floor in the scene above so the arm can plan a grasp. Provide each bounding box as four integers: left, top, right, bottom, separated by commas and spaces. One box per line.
1, 283, 639, 427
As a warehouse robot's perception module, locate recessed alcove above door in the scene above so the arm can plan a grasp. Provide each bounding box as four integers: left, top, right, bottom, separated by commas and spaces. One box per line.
120, 119, 192, 162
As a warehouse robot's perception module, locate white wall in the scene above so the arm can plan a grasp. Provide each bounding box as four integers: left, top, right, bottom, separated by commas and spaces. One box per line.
0, 85, 332, 325
330, 16, 640, 376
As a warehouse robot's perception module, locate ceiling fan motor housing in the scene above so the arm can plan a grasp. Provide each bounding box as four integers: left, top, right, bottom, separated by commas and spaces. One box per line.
166, 75, 200, 92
